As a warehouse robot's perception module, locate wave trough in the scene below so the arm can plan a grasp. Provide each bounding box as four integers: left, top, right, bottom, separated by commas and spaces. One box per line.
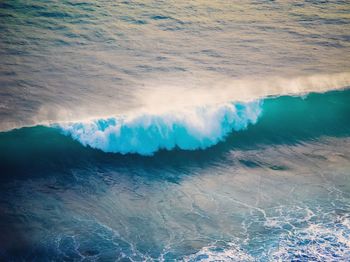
57, 101, 262, 155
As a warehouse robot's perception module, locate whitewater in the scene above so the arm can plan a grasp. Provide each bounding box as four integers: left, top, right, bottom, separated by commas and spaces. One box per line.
57, 101, 261, 155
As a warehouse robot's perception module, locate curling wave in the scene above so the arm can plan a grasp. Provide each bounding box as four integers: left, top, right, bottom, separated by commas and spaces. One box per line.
57, 101, 262, 155
1, 88, 349, 162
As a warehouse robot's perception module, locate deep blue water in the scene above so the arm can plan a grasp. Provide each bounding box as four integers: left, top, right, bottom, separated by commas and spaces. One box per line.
1, 0, 350, 261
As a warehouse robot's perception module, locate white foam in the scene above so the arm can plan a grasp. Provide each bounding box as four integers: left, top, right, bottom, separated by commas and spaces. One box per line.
183, 242, 254, 262
58, 101, 262, 155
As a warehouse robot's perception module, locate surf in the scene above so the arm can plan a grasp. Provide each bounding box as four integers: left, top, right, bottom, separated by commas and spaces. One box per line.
57, 101, 262, 155
1, 88, 349, 161
55, 86, 350, 155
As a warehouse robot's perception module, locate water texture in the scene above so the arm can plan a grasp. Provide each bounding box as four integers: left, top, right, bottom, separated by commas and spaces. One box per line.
0, 0, 350, 261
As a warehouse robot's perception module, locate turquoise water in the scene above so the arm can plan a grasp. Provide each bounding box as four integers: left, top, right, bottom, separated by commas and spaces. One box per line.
1, 0, 350, 261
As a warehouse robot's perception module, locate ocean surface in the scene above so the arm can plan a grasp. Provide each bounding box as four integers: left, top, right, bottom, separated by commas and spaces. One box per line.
1, 0, 350, 261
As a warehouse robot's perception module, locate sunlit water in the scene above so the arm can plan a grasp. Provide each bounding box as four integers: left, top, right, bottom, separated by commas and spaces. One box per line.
1, 0, 350, 261
1, 0, 350, 130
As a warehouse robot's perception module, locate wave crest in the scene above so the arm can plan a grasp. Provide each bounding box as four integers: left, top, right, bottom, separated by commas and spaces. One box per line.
57, 101, 262, 155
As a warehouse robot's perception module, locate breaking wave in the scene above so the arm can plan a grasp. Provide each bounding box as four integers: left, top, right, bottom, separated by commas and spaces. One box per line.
57, 101, 262, 155
1, 88, 350, 159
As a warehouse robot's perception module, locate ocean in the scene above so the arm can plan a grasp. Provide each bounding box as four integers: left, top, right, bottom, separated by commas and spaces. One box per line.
0, 0, 350, 261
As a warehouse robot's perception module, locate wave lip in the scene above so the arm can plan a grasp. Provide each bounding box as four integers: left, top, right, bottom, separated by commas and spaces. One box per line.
57, 101, 262, 155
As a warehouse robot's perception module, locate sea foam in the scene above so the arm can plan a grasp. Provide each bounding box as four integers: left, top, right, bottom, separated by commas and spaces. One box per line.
57, 101, 262, 155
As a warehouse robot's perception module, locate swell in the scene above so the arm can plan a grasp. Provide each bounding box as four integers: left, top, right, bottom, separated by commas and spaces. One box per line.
0, 89, 350, 168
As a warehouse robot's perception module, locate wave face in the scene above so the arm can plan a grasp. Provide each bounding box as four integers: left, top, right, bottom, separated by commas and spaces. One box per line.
55, 87, 350, 156
57, 101, 262, 155
1, 89, 349, 163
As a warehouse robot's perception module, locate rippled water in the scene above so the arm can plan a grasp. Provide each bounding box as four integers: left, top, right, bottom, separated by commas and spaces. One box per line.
1, 134, 350, 260
1, 0, 350, 261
